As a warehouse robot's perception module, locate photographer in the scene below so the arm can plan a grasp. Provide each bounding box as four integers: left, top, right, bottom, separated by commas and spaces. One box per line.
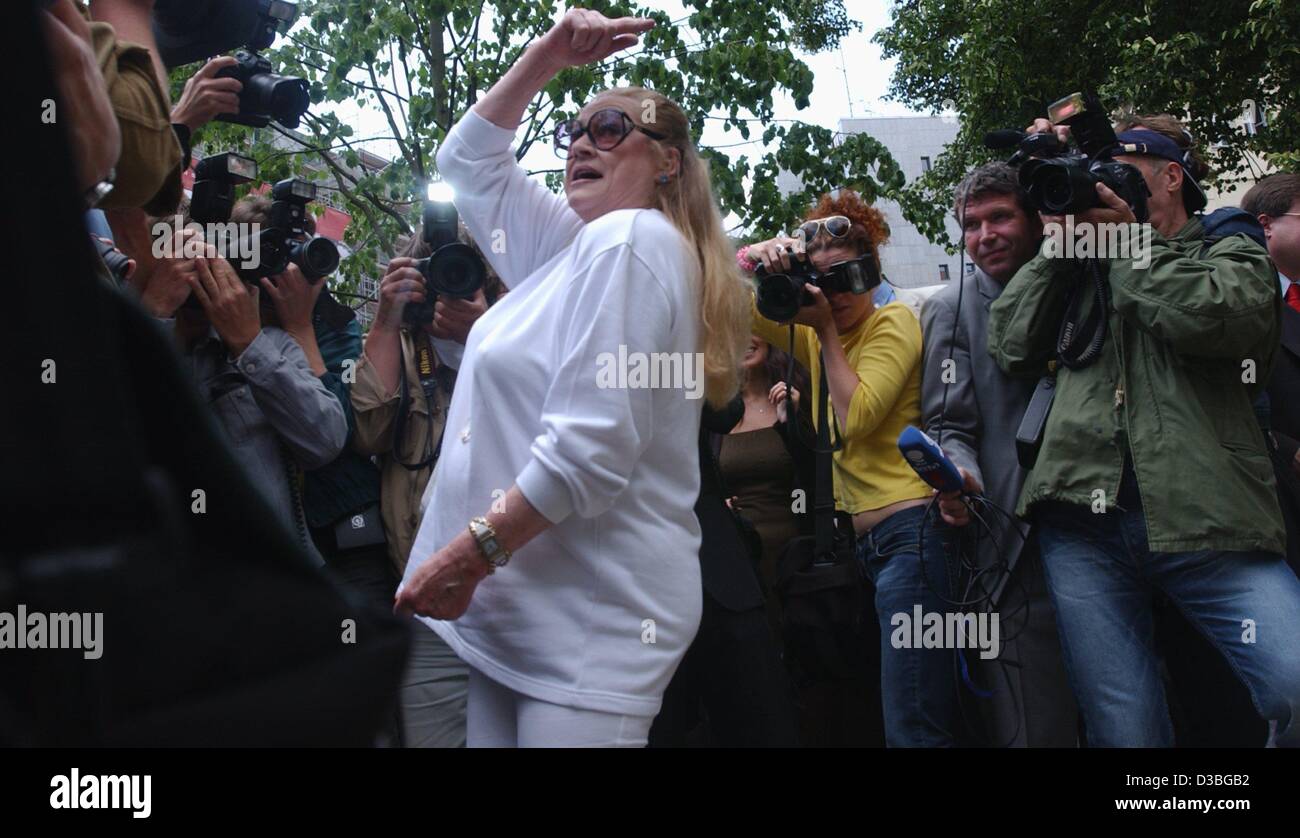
920, 162, 1078, 746
227, 197, 396, 603
745, 190, 954, 747
351, 227, 491, 748
83, 0, 184, 214
157, 245, 347, 567
987, 111, 1300, 747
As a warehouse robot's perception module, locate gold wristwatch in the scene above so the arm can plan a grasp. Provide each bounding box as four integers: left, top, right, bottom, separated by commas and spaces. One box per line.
468, 516, 510, 574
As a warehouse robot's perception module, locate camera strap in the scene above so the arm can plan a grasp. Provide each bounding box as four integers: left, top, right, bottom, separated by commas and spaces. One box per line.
393, 332, 450, 472
781, 325, 841, 558
1056, 259, 1111, 369
1016, 259, 1110, 469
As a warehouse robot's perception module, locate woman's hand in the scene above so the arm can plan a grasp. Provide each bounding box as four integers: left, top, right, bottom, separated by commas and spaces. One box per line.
373, 258, 426, 332
770, 381, 800, 423
395, 533, 490, 620
536, 8, 655, 72
428, 289, 488, 345
747, 234, 805, 273
792, 283, 834, 334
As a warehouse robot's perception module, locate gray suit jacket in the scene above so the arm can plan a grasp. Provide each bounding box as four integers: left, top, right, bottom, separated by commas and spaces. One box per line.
920, 269, 1036, 598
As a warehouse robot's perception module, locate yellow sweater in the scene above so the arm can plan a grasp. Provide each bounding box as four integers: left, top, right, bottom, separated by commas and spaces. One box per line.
753, 299, 932, 514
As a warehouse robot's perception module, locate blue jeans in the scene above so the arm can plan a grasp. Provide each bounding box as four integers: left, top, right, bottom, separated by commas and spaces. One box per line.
857, 504, 968, 747
1036, 498, 1300, 747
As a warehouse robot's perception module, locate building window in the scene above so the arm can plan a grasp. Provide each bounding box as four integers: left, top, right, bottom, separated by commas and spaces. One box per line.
921, 156, 932, 172
939, 264, 950, 282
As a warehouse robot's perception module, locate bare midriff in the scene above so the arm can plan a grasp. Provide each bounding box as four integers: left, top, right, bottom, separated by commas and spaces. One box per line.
852, 496, 931, 536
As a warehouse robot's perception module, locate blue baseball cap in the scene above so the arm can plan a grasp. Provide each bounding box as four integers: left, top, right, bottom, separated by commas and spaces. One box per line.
1112, 128, 1207, 212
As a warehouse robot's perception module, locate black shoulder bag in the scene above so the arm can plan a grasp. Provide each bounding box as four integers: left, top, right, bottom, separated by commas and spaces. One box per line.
773, 335, 867, 682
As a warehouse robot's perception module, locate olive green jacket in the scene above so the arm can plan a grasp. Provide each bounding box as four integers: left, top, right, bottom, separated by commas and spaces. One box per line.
987, 215, 1285, 554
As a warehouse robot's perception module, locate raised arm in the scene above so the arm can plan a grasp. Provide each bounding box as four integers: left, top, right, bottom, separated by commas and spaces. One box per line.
435, 10, 654, 288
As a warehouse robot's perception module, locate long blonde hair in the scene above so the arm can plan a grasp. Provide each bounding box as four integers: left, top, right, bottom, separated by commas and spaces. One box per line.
600, 87, 750, 408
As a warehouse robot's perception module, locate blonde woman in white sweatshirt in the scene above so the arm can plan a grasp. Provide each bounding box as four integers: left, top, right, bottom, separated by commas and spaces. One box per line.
394, 8, 750, 747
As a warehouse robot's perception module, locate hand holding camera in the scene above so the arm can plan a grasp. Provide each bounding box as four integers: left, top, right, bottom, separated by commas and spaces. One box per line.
260, 263, 324, 335
747, 234, 805, 273
142, 226, 203, 318
373, 258, 427, 332
189, 252, 261, 357
429, 290, 488, 345
171, 56, 244, 132
749, 232, 880, 324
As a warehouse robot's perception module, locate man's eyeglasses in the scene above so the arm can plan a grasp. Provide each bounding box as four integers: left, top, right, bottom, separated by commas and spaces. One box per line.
553, 108, 667, 158
795, 215, 852, 244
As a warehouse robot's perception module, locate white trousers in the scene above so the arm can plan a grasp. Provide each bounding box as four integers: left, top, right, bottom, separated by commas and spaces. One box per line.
466, 666, 654, 748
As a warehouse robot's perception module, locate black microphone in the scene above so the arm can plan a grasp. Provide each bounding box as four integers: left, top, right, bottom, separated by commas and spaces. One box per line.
984, 129, 1027, 149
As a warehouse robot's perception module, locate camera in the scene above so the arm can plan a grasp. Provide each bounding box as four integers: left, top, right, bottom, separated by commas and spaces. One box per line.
403, 185, 486, 326
153, 0, 309, 128
214, 49, 310, 129
236, 178, 340, 284
754, 252, 880, 323
153, 0, 299, 67
92, 236, 131, 284
1001, 92, 1151, 222
190, 152, 258, 225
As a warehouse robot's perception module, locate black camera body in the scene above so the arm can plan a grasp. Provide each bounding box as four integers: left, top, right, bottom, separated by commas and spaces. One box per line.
190, 152, 258, 226
214, 49, 310, 129
1010, 92, 1151, 223
754, 253, 880, 323
403, 199, 485, 326
235, 178, 339, 284
153, 0, 297, 67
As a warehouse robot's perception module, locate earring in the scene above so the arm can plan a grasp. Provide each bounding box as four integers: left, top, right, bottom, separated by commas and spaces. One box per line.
657, 173, 670, 184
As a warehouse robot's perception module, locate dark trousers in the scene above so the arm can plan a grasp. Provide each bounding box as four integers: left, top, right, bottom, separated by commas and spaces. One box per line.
649, 592, 799, 747
312, 523, 402, 747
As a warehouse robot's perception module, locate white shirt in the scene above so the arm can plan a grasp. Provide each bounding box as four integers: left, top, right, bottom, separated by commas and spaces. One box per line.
401, 110, 704, 716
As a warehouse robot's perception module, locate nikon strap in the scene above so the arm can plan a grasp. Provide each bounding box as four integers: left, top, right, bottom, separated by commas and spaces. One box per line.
393, 331, 452, 471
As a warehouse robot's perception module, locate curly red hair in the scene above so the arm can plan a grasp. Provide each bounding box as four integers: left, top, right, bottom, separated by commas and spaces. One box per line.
803, 189, 890, 262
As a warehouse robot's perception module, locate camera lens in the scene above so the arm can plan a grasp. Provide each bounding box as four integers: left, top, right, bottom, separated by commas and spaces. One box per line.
290, 236, 339, 282
427, 243, 485, 299
756, 272, 803, 323
1040, 171, 1075, 214
269, 77, 310, 128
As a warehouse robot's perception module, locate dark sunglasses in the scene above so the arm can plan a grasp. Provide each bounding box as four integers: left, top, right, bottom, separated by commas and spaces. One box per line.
795, 215, 852, 244
553, 108, 667, 158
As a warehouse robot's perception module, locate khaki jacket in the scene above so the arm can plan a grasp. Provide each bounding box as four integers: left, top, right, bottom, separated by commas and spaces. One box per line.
351, 328, 451, 573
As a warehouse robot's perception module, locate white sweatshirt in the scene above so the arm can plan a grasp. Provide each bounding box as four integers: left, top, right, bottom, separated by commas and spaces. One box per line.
401, 109, 704, 716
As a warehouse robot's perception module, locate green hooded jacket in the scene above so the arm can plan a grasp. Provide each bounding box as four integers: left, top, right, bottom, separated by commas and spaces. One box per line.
987, 215, 1285, 554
